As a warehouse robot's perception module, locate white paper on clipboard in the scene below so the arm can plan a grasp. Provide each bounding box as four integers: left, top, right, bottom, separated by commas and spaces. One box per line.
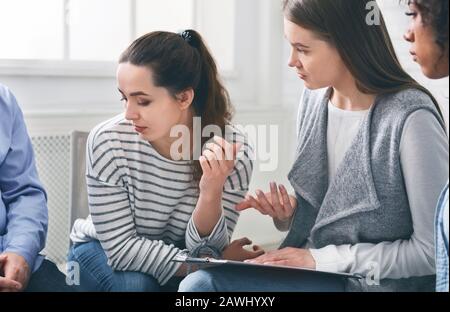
172, 254, 363, 280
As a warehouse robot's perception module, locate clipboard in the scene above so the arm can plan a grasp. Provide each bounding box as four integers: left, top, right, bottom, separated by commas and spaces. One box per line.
173, 254, 363, 280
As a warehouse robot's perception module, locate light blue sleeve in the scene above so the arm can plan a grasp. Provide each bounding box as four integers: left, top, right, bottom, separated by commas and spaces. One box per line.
0, 86, 48, 272
444, 197, 449, 246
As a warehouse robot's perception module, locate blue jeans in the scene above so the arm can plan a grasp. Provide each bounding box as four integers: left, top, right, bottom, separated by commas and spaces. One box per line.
435, 182, 449, 292
179, 265, 346, 292
68, 240, 181, 292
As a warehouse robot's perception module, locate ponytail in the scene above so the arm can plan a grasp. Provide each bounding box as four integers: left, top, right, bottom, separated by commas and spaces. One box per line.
180, 30, 234, 182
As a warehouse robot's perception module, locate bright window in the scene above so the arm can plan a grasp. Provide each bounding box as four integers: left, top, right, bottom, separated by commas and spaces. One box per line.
0, 0, 235, 71
0, 0, 64, 60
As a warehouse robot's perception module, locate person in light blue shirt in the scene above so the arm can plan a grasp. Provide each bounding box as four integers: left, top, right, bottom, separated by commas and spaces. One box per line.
404, 0, 449, 292
0, 84, 71, 292
435, 183, 449, 292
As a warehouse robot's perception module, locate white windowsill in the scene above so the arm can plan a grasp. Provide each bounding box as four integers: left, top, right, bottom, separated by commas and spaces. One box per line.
22, 105, 293, 119
0, 60, 117, 78
0, 59, 239, 80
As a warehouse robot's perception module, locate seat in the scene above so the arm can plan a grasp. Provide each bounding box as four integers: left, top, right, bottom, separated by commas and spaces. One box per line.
68, 131, 90, 230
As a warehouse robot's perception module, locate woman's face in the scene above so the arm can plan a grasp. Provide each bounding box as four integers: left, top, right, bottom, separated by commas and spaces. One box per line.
284, 18, 348, 90
117, 62, 192, 142
404, 2, 449, 79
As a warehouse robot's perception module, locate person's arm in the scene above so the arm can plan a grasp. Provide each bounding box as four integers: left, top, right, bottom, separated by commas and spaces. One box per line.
273, 216, 294, 232
444, 199, 449, 248
309, 110, 448, 279
86, 131, 182, 286
0, 88, 48, 274
186, 136, 254, 257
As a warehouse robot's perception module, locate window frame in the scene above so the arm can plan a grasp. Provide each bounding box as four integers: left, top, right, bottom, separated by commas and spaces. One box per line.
0, 0, 238, 78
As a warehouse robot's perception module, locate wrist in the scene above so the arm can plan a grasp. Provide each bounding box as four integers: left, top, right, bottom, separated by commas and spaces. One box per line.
3, 250, 33, 272
305, 249, 316, 270
274, 214, 294, 227
275, 215, 291, 223
199, 187, 223, 201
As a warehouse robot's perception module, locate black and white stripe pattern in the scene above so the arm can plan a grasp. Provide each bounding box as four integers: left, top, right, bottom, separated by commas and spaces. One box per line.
70, 115, 254, 285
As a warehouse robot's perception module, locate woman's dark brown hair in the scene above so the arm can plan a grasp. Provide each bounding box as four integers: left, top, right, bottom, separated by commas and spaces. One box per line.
282, 0, 443, 116
119, 30, 233, 183
410, 0, 449, 57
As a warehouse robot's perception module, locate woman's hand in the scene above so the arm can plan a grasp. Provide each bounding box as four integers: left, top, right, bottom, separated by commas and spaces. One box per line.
222, 238, 265, 262
199, 136, 242, 197
245, 247, 316, 270
235, 182, 297, 223
175, 238, 264, 277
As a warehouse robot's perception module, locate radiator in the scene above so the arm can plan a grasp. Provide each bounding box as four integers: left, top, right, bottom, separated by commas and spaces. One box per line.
31, 132, 89, 265
31, 134, 71, 265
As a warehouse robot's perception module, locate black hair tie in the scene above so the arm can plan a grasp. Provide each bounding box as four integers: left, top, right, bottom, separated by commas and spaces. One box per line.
179, 30, 199, 48
180, 30, 192, 42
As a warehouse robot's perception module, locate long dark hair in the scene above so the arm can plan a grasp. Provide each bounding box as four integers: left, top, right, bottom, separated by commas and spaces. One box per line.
120, 30, 234, 183
282, 0, 442, 116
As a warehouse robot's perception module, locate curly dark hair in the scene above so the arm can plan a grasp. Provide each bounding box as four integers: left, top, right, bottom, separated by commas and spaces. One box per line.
411, 0, 449, 55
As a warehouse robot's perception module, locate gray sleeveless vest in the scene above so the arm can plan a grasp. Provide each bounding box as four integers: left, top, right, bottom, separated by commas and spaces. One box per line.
282, 87, 445, 292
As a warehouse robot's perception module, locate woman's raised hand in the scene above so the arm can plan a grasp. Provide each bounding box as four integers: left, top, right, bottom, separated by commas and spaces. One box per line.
235, 182, 297, 223
199, 136, 242, 195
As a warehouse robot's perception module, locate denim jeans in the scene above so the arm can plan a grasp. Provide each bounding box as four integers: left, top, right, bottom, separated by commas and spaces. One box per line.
26, 259, 76, 292
67, 240, 182, 292
435, 182, 449, 292
179, 265, 346, 292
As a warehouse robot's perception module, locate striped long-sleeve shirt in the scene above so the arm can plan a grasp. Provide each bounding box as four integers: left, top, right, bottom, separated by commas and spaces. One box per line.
70, 115, 254, 285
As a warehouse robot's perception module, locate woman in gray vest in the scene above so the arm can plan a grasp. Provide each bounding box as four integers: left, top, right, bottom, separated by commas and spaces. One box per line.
404, 0, 449, 292
179, 0, 449, 292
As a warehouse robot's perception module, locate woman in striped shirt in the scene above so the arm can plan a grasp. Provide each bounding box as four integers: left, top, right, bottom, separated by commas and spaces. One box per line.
68, 30, 259, 292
